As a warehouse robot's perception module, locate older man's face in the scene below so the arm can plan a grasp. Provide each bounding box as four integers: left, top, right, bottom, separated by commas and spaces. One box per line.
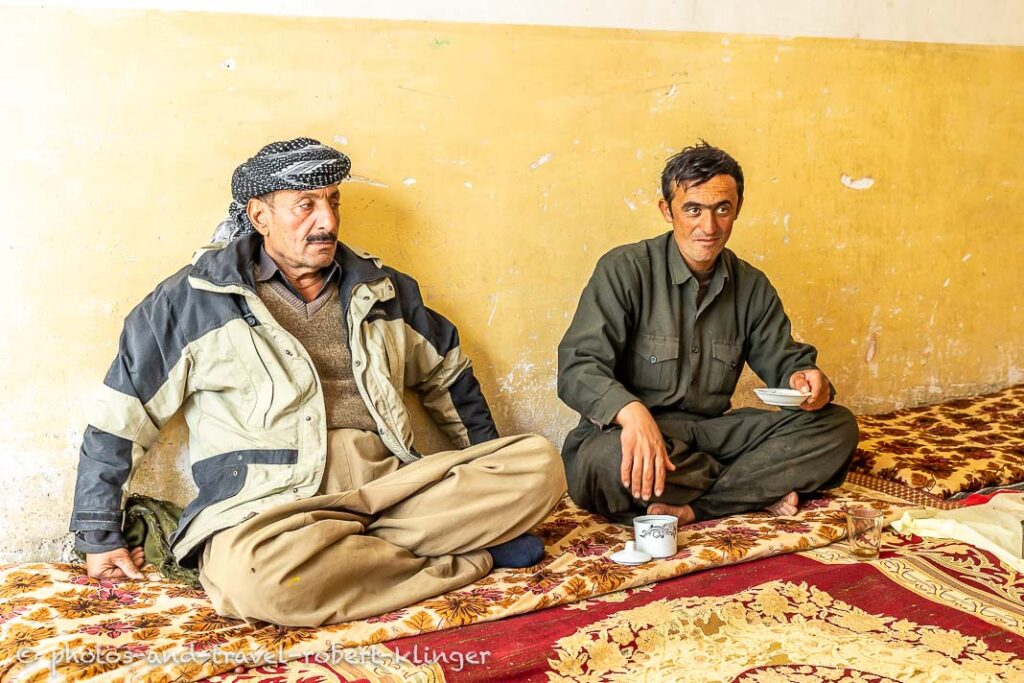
251, 185, 340, 273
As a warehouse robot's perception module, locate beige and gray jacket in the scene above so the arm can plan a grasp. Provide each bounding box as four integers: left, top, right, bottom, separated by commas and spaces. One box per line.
69, 233, 498, 564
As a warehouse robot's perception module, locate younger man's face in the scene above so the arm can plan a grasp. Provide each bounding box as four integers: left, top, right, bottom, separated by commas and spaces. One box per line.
659, 174, 741, 273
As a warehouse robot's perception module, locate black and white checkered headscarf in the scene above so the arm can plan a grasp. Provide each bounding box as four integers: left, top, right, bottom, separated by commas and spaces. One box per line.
211, 137, 351, 242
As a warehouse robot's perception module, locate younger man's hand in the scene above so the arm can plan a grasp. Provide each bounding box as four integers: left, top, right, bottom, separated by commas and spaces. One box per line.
614, 401, 676, 501
790, 369, 831, 411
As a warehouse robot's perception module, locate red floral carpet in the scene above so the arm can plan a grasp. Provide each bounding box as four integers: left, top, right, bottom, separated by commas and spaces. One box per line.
207, 532, 1024, 682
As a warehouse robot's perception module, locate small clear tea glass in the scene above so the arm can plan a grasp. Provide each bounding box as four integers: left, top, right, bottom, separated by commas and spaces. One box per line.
846, 507, 883, 559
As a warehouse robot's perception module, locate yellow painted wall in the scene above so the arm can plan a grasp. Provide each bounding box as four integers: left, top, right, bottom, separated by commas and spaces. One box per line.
1, 8, 1021, 559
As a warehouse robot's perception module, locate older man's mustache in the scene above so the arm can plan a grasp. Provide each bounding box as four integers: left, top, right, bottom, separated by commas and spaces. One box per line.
306, 232, 337, 243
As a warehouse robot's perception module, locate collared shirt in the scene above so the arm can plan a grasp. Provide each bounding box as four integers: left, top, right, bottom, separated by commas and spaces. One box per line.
557, 231, 824, 425
255, 245, 342, 318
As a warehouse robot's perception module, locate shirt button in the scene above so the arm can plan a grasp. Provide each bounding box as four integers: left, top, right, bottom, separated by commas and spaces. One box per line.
236, 455, 243, 461
305, 415, 312, 422
285, 350, 293, 356
354, 360, 361, 366
362, 295, 370, 301
691, 346, 700, 353
649, 356, 657, 364
292, 487, 298, 493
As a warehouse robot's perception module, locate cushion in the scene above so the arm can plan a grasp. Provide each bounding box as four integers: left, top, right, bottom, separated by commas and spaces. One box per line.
852, 385, 1024, 498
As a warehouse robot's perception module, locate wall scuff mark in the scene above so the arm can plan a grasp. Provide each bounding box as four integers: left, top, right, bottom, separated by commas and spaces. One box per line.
530, 153, 553, 169
840, 174, 874, 190
345, 175, 389, 188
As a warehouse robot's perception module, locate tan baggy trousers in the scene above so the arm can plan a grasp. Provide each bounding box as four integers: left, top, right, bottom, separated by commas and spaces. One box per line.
198, 431, 566, 627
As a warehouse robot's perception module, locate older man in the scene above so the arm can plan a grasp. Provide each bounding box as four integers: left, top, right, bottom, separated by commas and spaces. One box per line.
70, 137, 565, 627
557, 141, 857, 527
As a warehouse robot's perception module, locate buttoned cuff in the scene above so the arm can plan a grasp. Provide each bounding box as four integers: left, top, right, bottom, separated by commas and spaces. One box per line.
74, 530, 127, 555
590, 385, 641, 428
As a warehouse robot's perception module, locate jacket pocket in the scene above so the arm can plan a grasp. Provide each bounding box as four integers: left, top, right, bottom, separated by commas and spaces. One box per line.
169, 448, 299, 548
709, 339, 743, 394
245, 327, 275, 427
626, 334, 680, 392
368, 317, 404, 391
225, 320, 275, 429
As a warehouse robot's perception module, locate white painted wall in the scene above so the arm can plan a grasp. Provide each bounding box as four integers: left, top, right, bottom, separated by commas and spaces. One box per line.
3, 0, 1023, 46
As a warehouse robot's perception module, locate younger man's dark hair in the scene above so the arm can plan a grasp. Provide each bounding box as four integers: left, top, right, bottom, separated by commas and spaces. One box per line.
661, 140, 744, 207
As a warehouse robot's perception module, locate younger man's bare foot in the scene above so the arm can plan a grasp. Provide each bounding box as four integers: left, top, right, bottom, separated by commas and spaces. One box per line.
646, 502, 696, 525
765, 492, 799, 516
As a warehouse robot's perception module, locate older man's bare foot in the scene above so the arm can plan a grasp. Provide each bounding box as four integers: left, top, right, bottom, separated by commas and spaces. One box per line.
646, 502, 696, 525
765, 492, 799, 516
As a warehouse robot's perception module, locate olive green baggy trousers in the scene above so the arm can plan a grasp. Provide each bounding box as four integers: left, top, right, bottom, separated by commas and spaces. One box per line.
562, 404, 858, 524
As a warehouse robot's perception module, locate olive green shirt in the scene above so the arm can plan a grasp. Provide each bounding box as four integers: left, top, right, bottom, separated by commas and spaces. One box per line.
557, 231, 826, 425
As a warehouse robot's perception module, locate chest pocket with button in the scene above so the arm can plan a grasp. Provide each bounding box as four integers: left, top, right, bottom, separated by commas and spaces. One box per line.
626, 333, 680, 392
709, 339, 744, 394
222, 318, 275, 429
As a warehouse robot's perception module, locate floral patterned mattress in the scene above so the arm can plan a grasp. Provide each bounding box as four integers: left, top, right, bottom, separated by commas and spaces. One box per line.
852, 384, 1024, 499
0, 481, 914, 683
3, 385, 1021, 683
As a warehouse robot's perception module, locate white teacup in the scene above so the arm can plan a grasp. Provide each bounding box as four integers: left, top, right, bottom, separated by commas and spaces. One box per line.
633, 514, 678, 558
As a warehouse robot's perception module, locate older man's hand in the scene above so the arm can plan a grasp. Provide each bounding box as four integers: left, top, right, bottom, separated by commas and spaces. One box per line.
614, 401, 676, 502
789, 369, 831, 411
86, 547, 146, 581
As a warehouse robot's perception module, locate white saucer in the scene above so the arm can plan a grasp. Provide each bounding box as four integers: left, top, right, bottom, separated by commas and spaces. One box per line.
754, 388, 811, 408
610, 541, 652, 566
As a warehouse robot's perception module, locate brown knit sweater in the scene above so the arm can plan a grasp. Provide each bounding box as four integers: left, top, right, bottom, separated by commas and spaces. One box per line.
255, 279, 378, 433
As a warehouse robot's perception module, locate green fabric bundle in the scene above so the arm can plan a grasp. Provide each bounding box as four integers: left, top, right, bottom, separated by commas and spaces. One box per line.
75, 494, 201, 588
